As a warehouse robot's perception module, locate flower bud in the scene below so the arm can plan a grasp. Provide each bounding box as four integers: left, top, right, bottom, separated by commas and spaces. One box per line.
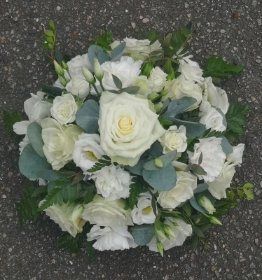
154, 158, 163, 168
53, 60, 64, 76
94, 58, 104, 80
156, 241, 164, 257
59, 76, 67, 87
163, 224, 176, 238
155, 228, 167, 240
82, 67, 94, 84
166, 67, 175, 80
141, 62, 153, 77
209, 216, 222, 225
61, 61, 69, 70
197, 195, 216, 215
154, 102, 163, 113
160, 89, 168, 97
148, 92, 159, 101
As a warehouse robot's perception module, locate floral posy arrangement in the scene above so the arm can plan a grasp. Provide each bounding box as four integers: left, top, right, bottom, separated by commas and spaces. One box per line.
4, 21, 253, 257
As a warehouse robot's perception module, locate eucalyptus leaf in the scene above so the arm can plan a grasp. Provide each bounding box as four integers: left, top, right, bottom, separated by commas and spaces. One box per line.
111, 42, 126, 61
120, 86, 140, 94
164, 97, 197, 118
169, 118, 206, 137
216, 108, 227, 127
27, 122, 45, 157
112, 74, 122, 89
190, 164, 206, 175
88, 45, 110, 66
143, 150, 177, 171
220, 136, 233, 154
126, 157, 148, 176
146, 141, 163, 158
189, 196, 206, 214
129, 224, 154, 246
76, 100, 99, 133
37, 169, 60, 182
194, 183, 209, 194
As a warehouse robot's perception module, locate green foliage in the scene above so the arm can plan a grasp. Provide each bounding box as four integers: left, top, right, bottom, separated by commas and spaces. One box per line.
41, 84, 63, 97
15, 183, 44, 226
87, 155, 112, 173
27, 122, 45, 157
164, 97, 197, 118
88, 45, 111, 66
128, 177, 148, 208
202, 56, 244, 83
3, 110, 22, 136
129, 224, 154, 246
225, 101, 249, 142
41, 20, 56, 50
94, 31, 113, 51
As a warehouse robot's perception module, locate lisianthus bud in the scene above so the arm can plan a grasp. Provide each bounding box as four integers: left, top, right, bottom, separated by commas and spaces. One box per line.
209, 216, 222, 225
54, 60, 64, 76
162, 224, 176, 238
148, 92, 159, 101
61, 61, 69, 70
59, 76, 67, 86
167, 67, 175, 80
156, 241, 164, 257
160, 89, 168, 97
82, 67, 94, 84
141, 62, 153, 77
154, 102, 163, 113
94, 58, 104, 80
154, 158, 163, 168
155, 228, 167, 240
197, 195, 216, 215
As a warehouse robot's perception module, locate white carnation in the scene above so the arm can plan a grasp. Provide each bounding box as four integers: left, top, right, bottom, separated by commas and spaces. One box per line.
226, 143, 245, 166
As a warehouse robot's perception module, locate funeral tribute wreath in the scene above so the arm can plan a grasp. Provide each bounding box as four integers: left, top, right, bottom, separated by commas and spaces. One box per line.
4, 21, 253, 257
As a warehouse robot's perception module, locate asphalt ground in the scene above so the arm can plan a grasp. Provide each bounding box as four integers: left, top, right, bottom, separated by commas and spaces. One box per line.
0, 0, 262, 279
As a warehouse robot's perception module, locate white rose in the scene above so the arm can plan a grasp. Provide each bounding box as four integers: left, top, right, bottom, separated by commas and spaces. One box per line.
163, 75, 202, 110
90, 165, 131, 201
158, 171, 197, 210
72, 133, 105, 173
65, 76, 90, 100
148, 66, 167, 93
50, 93, 78, 125
100, 56, 142, 91
208, 162, 235, 199
201, 77, 229, 114
159, 125, 187, 154
147, 218, 192, 252
199, 101, 226, 132
188, 137, 226, 182
131, 192, 156, 225
87, 225, 137, 251
226, 143, 245, 166
178, 56, 204, 83
41, 118, 83, 170
99, 91, 165, 166
43, 202, 86, 237
81, 195, 133, 227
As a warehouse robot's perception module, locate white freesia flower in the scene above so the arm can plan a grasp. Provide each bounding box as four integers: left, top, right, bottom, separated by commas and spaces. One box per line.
227, 143, 245, 166
65, 76, 90, 100
148, 66, 167, 93
100, 56, 142, 91
199, 101, 226, 132
158, 171, 197, 210
99, 91, 165, 166
148, 218, 192, 252
188, 137, 226, 182
178, 56, 203, 83
81, 195, 133, 227
72, 133, 105, 173
159, 125, 187, 154
42, 202, 86, 237
90, 165, 131, 200
201, 77, 229, 114
131, 192, 156, 225
207, 162, 236, 199
111, 38, 162, 61
163, 75, 202, 110
41, 118, 83, 170
50, 93, 78, 125
87, 225, 137, 251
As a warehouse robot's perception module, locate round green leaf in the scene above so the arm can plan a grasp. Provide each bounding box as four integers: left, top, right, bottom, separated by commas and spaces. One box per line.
27, 122, 45, 157
130, 224, 154, 246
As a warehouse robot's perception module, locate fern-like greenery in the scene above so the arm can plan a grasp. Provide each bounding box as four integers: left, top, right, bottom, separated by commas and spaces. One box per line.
87, 155, 112, 173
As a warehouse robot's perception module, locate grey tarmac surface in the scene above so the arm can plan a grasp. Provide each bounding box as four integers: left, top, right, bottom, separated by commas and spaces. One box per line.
0, 0, 262, 279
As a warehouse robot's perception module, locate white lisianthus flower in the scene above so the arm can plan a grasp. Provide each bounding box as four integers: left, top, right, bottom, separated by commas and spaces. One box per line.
100, 56, 142, 91
50, 93, 78, 125
188, 137, 226, 182
87, 225, 137, 251
157, 171, 197, 210
131, 192, 156, 225
98, 91, 165, 166
41, 118, 83, 170
81, 195, 133, 227
65, 76, 90, 100
42, 202, 86, 237
199, 101, 226, 132
133, 75, 152, 98
207, 162, 236, 199
201, 77, 229, 114
90, 165, 131, 201
72, 133, 105, 173
67, 54, 93, 77
178, 56, 204, 83
147, 218, 192, 252
13, 91, 52, 135
111, 38, 162, 61
226, 143, 245, 166
163, 75, 202, 111
148, 66, 167, 93
159, 125, 187, 154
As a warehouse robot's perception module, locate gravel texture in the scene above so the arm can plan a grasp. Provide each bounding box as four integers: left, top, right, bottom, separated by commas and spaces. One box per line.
0, 0, 262, 279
